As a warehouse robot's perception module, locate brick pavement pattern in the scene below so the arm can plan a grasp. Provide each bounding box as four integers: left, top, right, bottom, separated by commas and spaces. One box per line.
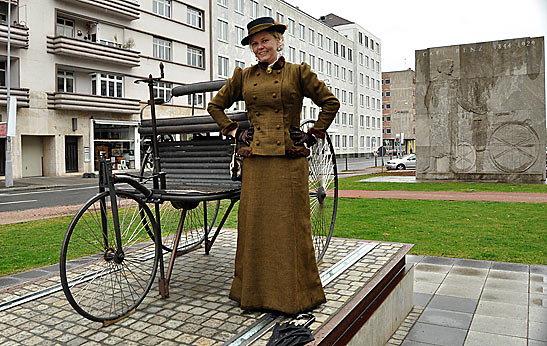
337, 190, 547, 203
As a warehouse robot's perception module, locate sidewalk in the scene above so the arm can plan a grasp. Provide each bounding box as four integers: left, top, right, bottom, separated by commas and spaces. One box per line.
0, 173, 98, 191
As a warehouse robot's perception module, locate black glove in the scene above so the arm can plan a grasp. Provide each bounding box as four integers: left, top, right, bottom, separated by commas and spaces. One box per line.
289, 126, 317, 147
235, 126, 254, 146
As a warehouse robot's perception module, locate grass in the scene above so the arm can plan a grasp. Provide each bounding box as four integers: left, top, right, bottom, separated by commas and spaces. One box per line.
333, 198, 547, 265
339, 173, 547, 193
1, 194, 545, 277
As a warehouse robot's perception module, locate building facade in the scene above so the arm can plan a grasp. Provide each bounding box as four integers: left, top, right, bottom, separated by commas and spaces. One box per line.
381, 69, 415, 155
212, 5, 382, 157
1, 0, 382, 178
1, 0, 210, 178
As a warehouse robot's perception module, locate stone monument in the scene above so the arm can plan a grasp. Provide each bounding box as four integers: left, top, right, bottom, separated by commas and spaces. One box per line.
415, 37, 546, 183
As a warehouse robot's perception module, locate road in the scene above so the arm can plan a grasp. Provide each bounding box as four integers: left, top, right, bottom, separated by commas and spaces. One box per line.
0, 184, 99, 213
335, 156, 386, 171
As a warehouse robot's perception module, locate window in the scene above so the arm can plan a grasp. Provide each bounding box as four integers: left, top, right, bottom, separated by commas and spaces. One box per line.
371, 78, 375, 89
371, 117, 375, 129
187, 93, 204, 107
371, 97, 375, 110
57, 70, 74, 92
318, 57, 324, 73
56, 17, 74, 37
235, 25, 245, 46
153, 37, 171, 60
326, 61, 332, 76
263, 5, 272, 17
348, 92, 353, 106
288, 46, 296, 62
366, 116, 370, 128
348, 70, 353, 83
187, 46, 204, 67
359, 32, 363, 44
366, 96, 370, 108
365, 55, 369, 68
359, 52, 363, 65
386, 116, 391, 121
217, 0, 227, 6
349, 135, 353, 148
341, 67, 346, 81
386, 103, 391, 109
377, 99, 380, 109
334, 112, 340, 125
377, 118, 381, 128
287, 18, 295, 35
365, 35, 369, 48
341, 44, 346, 59
250, 0, 258, 18
317, 33, 323, 49
154, 81, 172, 102
376, 42, 380, 53
333, 41, 339, 56
371, 59, 375, 71
386, 128, 391, 134
349, 114, 353, 127
386, 91, 391, 97
359, 94, 364, 107
217, 19, 228, 41
335, 135, 340, 148
276, 12, 284, 23
366, 136, 371, 148
377, 83, 381, 92
299, 24, 305, 40
342, 135, 347, 148
309, 28, 315, 44
334, 64, 339, 78
310, 107, 316, 120
309, 54, 315, 69
371, 39, 374, 51
302, 106, 307, 119
360, 135, 365, 148
235, 60, 245, 69
325, 37, 331, 52
348, 48, 353, 62
153, 0, 171, 17
235, 0, 243, 13
91, 73, 123, 98
360, 73, 364, 86
218, 56, 229, 77
187, 7, 203, 29
359, 114, 364, 127
341, 112, 347, 125
299, 50, 306, 63
376, 61, 380, 72
334, 88, 340, 99
341, 90, 346, 104
385, 79, 390, 84
366, 75, 370, 88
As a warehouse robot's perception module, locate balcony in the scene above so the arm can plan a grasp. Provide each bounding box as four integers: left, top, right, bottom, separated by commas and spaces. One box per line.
0, 23, 29, 48
47, 92, 140, 114
62, 0, 140, 20
47, 35, 140, 67
0, 87, 30, 107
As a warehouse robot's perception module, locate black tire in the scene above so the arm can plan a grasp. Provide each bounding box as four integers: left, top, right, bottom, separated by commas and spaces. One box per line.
396, 164, 405, 170
300, 120, 338, 262
60, 191, 159, 323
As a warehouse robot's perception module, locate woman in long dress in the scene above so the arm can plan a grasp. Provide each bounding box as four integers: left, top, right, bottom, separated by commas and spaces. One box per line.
207, 16, 340, 315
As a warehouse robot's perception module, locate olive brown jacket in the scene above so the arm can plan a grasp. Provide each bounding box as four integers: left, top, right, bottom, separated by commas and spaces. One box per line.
207, 61, 340, 156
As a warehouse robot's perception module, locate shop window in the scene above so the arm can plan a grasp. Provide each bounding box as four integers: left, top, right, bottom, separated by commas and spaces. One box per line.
93, 123, 136, 171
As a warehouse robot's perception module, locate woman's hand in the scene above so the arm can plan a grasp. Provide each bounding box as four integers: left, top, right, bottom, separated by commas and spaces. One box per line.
227, 128, 238, 138
236, 127, 254, 146
289, 126, 317, 147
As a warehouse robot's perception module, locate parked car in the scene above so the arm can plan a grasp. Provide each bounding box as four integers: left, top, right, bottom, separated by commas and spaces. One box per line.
386, 154, 416, 170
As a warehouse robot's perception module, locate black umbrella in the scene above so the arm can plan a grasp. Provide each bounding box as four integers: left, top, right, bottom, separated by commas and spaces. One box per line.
266, 314, 316, 346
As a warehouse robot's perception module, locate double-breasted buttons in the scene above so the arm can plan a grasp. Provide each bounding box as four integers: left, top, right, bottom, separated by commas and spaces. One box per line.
274, 80, 279, 84
276, 140, 281, 145
256, 141, 260, 146
275, 109, 280, 113
253, 95, 257, 100
256, 125, 261, 130
257, 73, 260, 77
276, 125, 281, 129
277, 70, 281, 74
255, 111, 260, 116
254, 82, 258, 86
272, 93, 277, 98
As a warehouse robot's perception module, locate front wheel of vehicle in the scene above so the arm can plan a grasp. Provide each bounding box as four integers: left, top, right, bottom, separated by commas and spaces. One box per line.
396, 164, 405, 170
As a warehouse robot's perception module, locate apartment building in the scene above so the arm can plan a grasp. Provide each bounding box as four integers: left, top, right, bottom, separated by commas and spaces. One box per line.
382, 69, 416, 155
0, 0, 210, 178
212, 4, 382, 157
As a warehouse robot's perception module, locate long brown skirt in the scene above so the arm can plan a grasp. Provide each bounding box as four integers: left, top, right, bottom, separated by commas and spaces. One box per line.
229, 156, 326, 314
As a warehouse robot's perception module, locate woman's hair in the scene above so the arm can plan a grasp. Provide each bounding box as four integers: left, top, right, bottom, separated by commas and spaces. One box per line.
248, 29, 285, 52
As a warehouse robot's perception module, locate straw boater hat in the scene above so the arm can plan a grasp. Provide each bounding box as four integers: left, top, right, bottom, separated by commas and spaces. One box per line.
241, 17, 287, 46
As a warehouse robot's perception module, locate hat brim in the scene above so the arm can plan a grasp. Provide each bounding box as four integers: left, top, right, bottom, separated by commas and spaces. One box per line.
241, 24, 286, 46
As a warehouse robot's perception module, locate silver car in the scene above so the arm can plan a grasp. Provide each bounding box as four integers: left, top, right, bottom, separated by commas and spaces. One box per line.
386, 154, 416, 170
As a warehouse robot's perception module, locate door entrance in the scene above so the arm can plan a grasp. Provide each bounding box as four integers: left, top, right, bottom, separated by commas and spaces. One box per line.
65, 136, 78, 173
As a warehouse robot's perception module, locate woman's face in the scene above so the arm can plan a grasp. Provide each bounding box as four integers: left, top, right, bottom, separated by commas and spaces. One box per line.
249, 31, 280, 65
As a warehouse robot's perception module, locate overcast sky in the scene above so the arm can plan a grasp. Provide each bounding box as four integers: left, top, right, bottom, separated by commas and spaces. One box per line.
288, 0, 547, 72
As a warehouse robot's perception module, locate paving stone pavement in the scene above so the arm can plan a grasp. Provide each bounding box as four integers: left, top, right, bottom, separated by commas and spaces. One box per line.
0, 231, 407, 345
386, 255, 547, 346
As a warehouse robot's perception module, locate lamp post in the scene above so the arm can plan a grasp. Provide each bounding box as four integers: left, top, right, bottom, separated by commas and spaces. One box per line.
4, 0, 12, 187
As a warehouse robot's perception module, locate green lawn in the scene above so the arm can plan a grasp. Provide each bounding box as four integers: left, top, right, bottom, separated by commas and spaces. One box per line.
339, 173, 547, 193
1, 194, 545, 277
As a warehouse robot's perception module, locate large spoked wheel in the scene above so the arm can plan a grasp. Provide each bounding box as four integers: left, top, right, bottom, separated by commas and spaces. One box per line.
60, 190, 159, 323
301, 120, 339, 262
